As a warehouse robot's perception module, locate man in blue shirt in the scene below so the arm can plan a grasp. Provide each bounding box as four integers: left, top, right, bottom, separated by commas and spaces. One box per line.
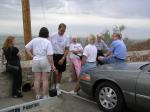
98, 33, 127, 64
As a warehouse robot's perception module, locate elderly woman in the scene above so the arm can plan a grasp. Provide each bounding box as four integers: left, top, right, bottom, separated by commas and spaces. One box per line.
69, 34, 97, 94
69, 37, 83, 79
25, 27, 55, 99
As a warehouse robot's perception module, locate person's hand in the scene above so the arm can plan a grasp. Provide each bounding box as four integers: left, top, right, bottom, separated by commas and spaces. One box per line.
75, 50, 82, 54
73, 51, 78, 55
104, 54, 107, 57
58, 58, 64, 65
81, 61, 85, 66
98, 56, 104, 61
51, 65, 56, 72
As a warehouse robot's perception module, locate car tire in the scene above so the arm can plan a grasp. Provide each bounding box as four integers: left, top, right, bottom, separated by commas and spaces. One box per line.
95, 81, 124, 112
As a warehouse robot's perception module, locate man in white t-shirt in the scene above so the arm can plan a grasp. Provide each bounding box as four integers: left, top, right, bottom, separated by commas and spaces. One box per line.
48, 23, 70, 95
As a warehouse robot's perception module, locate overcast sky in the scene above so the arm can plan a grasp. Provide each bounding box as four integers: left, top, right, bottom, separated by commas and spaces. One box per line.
0, 0, 150, 39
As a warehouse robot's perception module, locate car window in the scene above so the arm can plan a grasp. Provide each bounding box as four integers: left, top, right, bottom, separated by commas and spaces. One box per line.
140, 63, 150, 71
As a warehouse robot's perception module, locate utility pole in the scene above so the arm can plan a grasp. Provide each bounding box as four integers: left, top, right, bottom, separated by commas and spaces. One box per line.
21, 0, 32, 59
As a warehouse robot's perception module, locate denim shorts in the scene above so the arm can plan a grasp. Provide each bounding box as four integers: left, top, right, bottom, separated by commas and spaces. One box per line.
103, 56, 126, 64
80, 62, 96, 76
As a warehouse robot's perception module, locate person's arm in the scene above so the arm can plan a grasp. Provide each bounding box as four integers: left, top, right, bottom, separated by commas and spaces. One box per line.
13, 47, 21, 59
25, 40, 33, 58
73, 50, 82, 54
104, 41, 115, 57
98, 42, 113, 61
58, 47, 69, 65
79, 44, 83, 53
63, 37, 70, 58
73, 44, 83, 54
47, 41, 55, 71
17, 52, 21, 59
64, 47, 69, 58
47, 55, 54, 65
81, 55, 87, 66
104, 51, 112, 57
47, 55, 55, 71
58, 37, 70, 65
25, 48, 33, 58
81, 46, 88, 65
69, 44, 74, 53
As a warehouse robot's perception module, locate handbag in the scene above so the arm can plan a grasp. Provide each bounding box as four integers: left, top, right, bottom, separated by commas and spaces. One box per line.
6, 64, 19, 72
49, 72, 57, 97
3, 47, 19, 71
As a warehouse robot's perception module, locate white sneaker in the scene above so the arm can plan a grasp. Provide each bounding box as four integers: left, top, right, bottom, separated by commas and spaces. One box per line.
57, 89, 62, 95
69, 90, 77, 95
43, 95, 49, 99
56, 83, 60, 89
36, 95, 41, 100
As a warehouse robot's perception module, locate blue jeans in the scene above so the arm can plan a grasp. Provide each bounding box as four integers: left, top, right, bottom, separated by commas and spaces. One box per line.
80, 62, 96, 76
103, 56, 126, 64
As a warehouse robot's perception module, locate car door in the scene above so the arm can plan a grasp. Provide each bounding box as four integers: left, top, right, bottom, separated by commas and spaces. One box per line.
136, 64, 150, 110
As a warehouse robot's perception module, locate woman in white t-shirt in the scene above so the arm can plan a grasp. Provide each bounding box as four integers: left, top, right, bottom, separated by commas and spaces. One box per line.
69, 37, 83, 78
69, 34, 97, 95
25, 27, 55, 99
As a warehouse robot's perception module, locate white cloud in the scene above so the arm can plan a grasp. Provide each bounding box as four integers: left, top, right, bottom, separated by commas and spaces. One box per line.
31, 13, 150, 28
0, 0, 150, 39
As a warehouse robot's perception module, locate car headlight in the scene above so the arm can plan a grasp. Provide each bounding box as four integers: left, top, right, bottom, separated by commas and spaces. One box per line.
80, 74, 91, 81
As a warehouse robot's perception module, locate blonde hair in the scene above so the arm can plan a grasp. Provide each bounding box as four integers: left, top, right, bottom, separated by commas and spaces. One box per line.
87, 34, 96, 45
3, 36, 15, 48
97, 33, 104, 39
71, 36, 77, 40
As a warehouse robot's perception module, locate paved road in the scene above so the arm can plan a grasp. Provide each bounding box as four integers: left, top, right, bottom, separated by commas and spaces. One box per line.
0, 81, 134, 112
59, 93, 100, 112
60, 82, 134, 112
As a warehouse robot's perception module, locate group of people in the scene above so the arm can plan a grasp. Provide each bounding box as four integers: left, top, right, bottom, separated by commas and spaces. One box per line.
69, 32, 127, 94
1, 23, 127, 99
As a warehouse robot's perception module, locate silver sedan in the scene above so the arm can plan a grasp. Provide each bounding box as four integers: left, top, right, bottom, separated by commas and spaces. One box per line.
80, 62, 150, 112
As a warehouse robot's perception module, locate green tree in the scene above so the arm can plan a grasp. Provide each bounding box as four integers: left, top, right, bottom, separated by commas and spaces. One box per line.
103, 30, 111, 46
113, 25, 126, 34
102, 25, 126, 46
119, 25, 125, 32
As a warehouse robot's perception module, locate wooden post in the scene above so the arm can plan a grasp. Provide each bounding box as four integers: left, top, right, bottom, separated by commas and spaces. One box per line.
22, 0, 32, 60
